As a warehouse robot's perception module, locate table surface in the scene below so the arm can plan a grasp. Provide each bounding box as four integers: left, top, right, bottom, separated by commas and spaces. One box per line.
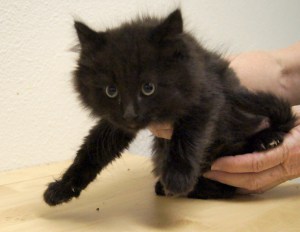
1, 153, 300, 232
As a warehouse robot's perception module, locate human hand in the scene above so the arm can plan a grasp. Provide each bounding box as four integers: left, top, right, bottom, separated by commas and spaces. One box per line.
148, 106, 300, 193
227, 51, 283, 96
228, 47, 300, 105
148, 122, 173, 140
203, 105, 300, 194
148, 47, 300, 194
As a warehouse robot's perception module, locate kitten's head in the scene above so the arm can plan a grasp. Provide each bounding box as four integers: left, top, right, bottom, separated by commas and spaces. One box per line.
73, 10, 202, 132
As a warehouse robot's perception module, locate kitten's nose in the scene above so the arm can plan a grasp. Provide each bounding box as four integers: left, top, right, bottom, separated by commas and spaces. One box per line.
122, 104, 138, 122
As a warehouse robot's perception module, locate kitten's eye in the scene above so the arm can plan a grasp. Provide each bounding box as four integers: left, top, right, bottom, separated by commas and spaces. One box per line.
141, 82, 156, 96
105, 85, 118, 98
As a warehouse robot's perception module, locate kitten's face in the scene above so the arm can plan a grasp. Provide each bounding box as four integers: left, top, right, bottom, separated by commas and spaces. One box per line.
74, 10, 198, 132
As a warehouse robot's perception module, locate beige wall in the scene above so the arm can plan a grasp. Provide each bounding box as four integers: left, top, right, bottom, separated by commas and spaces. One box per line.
1, 0, 300, 171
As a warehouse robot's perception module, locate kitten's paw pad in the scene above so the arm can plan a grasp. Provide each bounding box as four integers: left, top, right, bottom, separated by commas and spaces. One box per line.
161, 168, 197, 196
43, 180, 80, 206
155, 181, 166, 196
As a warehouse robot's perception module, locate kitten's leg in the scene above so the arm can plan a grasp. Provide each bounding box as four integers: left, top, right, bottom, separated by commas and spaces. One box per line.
248, 129, 284, 152
152, 138, 169, 196
229, 88, 295, 152
160, 113, 215, 196
229, 89, 296, 134
187, 177, 236, 199
155, 177, 236, 199
44, 120, 135, 206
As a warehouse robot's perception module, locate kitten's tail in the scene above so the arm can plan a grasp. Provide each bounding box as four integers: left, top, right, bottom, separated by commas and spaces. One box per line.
228, 89, 296, 132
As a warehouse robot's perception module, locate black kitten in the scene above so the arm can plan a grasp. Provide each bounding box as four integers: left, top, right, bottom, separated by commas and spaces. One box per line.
44, 9, 295, 206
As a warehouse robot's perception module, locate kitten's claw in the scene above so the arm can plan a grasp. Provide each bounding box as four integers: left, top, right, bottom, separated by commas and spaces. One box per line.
269, 140, 279, 148
252, 130, 284, 152
260, 143, 267, 150
260, 139, 281, 150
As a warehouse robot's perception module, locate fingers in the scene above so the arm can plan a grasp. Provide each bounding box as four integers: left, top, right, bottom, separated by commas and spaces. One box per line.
211, 116, 299, 174
148, 123, 173, 140
211, 144, 289, 173
203, 164, 288, 192
237, 178, 285, 194
150, 129, 173, 140
292, 105, 300, 126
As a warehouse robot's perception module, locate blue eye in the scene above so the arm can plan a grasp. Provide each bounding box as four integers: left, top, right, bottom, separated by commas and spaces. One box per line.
105, 85, 118, 98
141, 82, 155, 96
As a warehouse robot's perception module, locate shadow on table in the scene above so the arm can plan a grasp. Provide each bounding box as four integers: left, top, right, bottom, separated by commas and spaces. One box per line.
38, 163, 300, 230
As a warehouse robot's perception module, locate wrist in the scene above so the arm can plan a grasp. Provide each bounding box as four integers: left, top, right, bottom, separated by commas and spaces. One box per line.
272, 45, 300, 105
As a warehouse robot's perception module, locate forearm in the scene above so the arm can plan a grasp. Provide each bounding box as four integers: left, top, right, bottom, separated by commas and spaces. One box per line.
228, 42, 300, 105
272, 42, 300, 105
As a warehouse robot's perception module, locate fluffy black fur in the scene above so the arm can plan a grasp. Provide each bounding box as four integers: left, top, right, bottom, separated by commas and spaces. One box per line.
44, 9, 295, 206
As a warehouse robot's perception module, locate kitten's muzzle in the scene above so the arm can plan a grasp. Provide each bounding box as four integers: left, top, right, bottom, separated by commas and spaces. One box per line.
122, 104, 138, 122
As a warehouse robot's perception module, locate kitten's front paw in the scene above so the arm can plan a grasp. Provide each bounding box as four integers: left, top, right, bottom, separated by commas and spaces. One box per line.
43, 180, 80, 206
251, 130, 284, 152
161, 167, 197, 196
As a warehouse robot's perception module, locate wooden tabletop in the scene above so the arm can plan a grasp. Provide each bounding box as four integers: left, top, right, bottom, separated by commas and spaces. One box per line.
1, 153, 300, 232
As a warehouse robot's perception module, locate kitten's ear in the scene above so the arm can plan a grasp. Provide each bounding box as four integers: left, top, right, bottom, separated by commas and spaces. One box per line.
151, 9, 183, 42
74, 21, 105, 50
